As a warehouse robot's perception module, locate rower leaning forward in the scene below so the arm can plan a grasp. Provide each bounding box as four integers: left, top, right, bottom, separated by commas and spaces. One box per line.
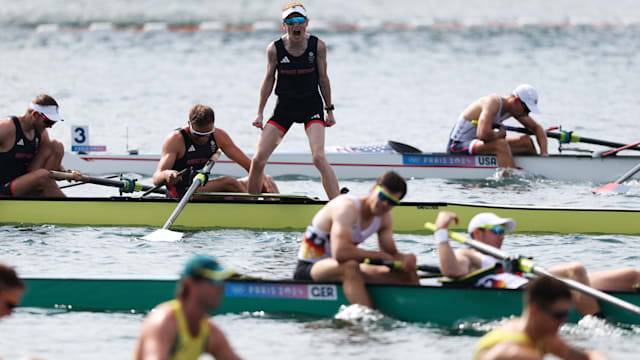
293, 170, 419, 308
153, 104, 279, 199
0, 94, 81, 197
447, 84, 548, 168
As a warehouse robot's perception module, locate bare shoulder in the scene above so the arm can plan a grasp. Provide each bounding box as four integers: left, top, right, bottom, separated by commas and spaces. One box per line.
141, 303, 177, 332
0, 117, 15, 139
162, 129, 185, 151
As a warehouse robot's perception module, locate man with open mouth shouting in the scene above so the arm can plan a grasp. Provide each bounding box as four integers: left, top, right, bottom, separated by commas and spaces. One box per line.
249, 2, 340, 200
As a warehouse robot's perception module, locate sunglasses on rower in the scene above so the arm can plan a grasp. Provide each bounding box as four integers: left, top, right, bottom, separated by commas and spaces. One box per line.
189, 122, 215, 137
542, 306, 570, 321
284, 16, 306, 26
477, 224, 506, 236
376, 185, 401, 206
37, 112, 56, 127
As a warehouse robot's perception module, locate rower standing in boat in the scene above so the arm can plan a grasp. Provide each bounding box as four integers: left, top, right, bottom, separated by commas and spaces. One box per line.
0, 94, 81, 197
293, 171, 419, 308
0, 264, 24, 318
134, 255, 243, 360
433, 211, 640, 317
447, 84, 548, 168
153, 104, 278, 199
474, 276, 608, 360
248, 2, 340, 199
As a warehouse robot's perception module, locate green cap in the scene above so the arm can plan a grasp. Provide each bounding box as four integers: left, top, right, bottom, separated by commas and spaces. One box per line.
181, 255, 235, 283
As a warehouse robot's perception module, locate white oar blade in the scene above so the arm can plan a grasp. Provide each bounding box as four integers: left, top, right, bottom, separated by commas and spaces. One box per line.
141, 229, 184, 242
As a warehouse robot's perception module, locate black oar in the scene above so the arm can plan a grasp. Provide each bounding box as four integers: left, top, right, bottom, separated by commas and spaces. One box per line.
140, 168, 189, 197
142, 151, 221, 242
591, 162, 640, 194
50, 171, 164, 194
364, 258, 441, 273
424, 222, 640, 317
59, 174, 120, 189
503, 125, 640, 151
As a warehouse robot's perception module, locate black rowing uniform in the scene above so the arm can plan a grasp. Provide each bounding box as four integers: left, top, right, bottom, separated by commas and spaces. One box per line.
165, 129, 218, 199
0, 116, 41, 196
268, 35, 325, 133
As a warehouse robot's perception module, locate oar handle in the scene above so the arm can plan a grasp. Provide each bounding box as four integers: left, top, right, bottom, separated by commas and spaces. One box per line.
424, 222, 640, 316
363, 258, 441, 273
141, 168, 189, 197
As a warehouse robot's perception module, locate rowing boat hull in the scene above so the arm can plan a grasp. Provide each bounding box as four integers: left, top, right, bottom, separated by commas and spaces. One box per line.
63, 152, 640, 182
20, 277, 640, 325
2, 196, 639, 234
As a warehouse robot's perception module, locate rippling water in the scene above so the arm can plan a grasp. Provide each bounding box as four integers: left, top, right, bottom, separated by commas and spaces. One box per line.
1, 1, 640, 359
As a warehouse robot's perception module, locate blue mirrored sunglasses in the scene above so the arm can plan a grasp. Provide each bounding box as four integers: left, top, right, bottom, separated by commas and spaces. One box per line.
376, 185, 401, 206
479, 224, 506, 235
284, 16, 306, 25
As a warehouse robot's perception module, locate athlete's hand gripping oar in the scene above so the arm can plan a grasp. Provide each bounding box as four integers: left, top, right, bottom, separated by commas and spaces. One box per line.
591, 162, 640, 194
424, 222, 640, 317
502, 125, 640, 151
140, 168, 189, 197
59, 174, 120, 189
50, 171, 164, 195
363, 258, 441, 273
142, 151, 221, 242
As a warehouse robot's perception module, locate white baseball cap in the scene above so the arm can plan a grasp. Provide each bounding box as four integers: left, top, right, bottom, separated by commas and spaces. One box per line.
29, 102, 64, 121
513, 84, 540, 114
468, 212, 516, 233
282, 5, 308, 20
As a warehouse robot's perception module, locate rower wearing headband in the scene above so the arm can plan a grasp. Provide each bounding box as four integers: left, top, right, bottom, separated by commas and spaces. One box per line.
0, 94, 81, 197
153, 104, 279, 198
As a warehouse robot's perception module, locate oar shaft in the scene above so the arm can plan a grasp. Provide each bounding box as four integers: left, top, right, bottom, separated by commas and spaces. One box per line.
601, 141, 640, 157
161, 152, 220, 230
363, 258, 441, 273
424, 222, 640, 316
503, 126, 640, 151
50, 171, 163, 194
141, 168, 189, 197
614, 162, 640, 184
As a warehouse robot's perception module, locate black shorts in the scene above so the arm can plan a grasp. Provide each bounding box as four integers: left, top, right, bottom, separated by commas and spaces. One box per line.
268, 94, 325, 133
293, 260, 314, 281
0, 180, 14, 196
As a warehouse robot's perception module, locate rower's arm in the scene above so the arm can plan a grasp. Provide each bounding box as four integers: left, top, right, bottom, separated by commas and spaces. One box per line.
134, 310, 176, 360
517, 116, 548, 156
331, 201, 394, 262
256, 43, 278, 117
215, 128, 251, 172
545, 335, 607, 360
476, 97, 501, 141
207, 323, 244, 360
434, 211, 473, 278
377, 214, 417, 272
152, 132, 181, 186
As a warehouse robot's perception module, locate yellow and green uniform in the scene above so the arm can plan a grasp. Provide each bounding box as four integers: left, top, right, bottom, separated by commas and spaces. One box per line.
474, 328, 545, 359
167, 300, 210, 360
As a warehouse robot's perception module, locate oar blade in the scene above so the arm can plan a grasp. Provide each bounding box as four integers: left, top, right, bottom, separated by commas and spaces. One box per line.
141, 229, 184, 242
591, 183, 631, 194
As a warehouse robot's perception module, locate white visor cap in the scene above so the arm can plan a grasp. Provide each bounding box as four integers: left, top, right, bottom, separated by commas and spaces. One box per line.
513, 84, 541, 114
29, 102, 63, 121
282, 5, 307, 20
467, 212, 516, 234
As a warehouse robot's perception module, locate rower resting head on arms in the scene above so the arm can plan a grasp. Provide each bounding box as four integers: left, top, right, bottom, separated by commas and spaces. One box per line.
433, 211, 640, 317
153, 104, 278, 199
474, 276, 608, 360
133, 255, 243, 360
446, 84, 548, 168
293, 170, 419, 308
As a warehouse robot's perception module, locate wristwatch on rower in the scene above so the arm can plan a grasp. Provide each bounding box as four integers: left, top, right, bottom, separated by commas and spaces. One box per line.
324, 104, 335, 111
